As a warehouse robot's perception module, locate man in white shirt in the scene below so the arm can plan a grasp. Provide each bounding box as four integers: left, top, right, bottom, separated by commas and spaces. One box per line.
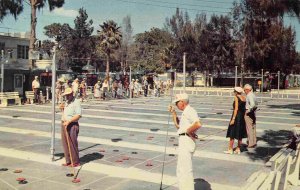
32, 76, 40, 103
169, 93, 202, 190
244, 84, 257, 148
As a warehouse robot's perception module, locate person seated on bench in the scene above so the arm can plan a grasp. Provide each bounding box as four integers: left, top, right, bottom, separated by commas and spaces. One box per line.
32, 76, 40, 104
287, 124, 300, 150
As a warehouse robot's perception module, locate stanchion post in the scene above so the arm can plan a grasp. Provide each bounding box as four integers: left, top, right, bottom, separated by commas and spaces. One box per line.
50, 44, 57, 161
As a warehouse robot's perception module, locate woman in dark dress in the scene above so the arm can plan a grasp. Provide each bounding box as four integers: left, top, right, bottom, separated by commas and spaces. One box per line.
224, 87, 247, 154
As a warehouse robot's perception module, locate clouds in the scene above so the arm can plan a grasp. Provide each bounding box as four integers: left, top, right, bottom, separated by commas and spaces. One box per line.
51, 7, 78, 18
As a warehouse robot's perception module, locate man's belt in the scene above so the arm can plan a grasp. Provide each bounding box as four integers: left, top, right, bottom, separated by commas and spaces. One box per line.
179, 133, 190, 137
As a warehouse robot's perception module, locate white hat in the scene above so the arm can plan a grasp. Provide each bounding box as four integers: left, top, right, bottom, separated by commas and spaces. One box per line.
173, 93, 189, 103
234, 87, 244, 93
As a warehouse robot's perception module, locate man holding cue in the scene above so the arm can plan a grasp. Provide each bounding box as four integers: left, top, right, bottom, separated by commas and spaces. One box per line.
168, 93, 202, 190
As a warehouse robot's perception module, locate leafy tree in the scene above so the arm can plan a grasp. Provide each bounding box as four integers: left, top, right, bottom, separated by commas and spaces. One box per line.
206, 15, 234, 74
239, 0, 300, 74
97, 20, 122, 78
68, 8, 94, 70
44, 8, 95, 71
133, 27, 174, 74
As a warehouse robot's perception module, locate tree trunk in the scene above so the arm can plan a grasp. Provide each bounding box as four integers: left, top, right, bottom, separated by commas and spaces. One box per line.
106, 53, 110, 79
30, 0, 37, 67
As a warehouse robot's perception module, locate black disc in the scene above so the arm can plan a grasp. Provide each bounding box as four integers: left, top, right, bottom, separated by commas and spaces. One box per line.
19, 180, 28, 184
0, 168, 8, 171
131, 152, 138, 154
66, 173, 74, 177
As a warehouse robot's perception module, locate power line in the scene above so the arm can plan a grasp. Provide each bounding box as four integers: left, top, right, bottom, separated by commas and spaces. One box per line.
141, 0, 233, 10
194, 0, 235, 4
112, 0, 231, 14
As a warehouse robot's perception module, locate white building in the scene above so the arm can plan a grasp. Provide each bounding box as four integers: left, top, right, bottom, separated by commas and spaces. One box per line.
0, 32, 31, 95
0, 32, 30, 69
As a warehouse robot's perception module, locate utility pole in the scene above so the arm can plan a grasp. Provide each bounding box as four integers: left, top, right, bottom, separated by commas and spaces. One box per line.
50, 44, 57, 161
235, 66, 238, 87
277, 71, 280, 94
129, 66, 132, 101
183, 52, 186, 92
261, 69, 264, 93
1, 50, 4, 92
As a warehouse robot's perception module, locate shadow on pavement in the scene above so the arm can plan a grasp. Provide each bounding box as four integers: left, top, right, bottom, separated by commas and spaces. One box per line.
268, 104, 300, 110
194, 178, 212, 190
80, 152, 104, 164
54, 153, 64, 161
79, 144, 101, 152
245, 129, 292, 162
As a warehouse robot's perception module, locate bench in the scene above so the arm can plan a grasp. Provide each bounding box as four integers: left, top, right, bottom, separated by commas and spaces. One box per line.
85, 88, 93, 101
25, 91, 46, 104
25, 91, 34, 104
243, 170, 277, 190
266, 148, 294, 170
244, 144, 297, 190
0, 92, 21, 107
286, 143, 300, 186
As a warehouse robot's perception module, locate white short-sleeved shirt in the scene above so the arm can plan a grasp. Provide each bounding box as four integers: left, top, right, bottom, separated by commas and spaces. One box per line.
32, 80, 40, 89
62, 99, 82, 121
177, 105, 200, 135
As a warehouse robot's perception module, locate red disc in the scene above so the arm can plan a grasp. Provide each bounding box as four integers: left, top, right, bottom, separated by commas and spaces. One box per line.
72, 178, 81, 183
16, 177, 26, 181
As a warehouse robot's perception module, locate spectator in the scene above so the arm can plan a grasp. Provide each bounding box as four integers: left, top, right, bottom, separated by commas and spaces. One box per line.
32, 76, 40, 104
224, 87, 247, 154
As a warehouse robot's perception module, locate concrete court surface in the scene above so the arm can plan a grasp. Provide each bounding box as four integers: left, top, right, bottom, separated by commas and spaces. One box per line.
0, 93, 299, 190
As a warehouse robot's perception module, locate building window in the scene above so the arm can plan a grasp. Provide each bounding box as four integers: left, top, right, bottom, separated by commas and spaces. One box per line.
17, 45, 29, 59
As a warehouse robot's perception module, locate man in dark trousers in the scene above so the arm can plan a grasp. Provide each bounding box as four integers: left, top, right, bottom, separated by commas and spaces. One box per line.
60, 87, 82, 167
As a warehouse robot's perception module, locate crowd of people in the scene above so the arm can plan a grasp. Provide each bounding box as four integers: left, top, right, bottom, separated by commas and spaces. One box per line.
93, 77, 173, 99
31, 75, 175, 105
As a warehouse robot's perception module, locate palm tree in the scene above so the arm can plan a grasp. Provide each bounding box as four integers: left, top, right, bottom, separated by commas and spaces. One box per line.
29, 0, 64, 52
97, 20, 122, 79
0, 0, 23, 21
0, 0, 64, 62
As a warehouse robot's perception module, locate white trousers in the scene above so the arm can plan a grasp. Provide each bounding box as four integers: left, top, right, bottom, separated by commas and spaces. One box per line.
177, 136, 196, 190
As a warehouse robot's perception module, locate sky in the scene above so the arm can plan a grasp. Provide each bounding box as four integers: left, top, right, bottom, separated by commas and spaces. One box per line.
1, 0, 300, 49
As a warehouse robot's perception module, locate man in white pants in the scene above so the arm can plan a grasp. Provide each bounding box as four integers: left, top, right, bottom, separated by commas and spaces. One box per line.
169, 93, 202, 190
